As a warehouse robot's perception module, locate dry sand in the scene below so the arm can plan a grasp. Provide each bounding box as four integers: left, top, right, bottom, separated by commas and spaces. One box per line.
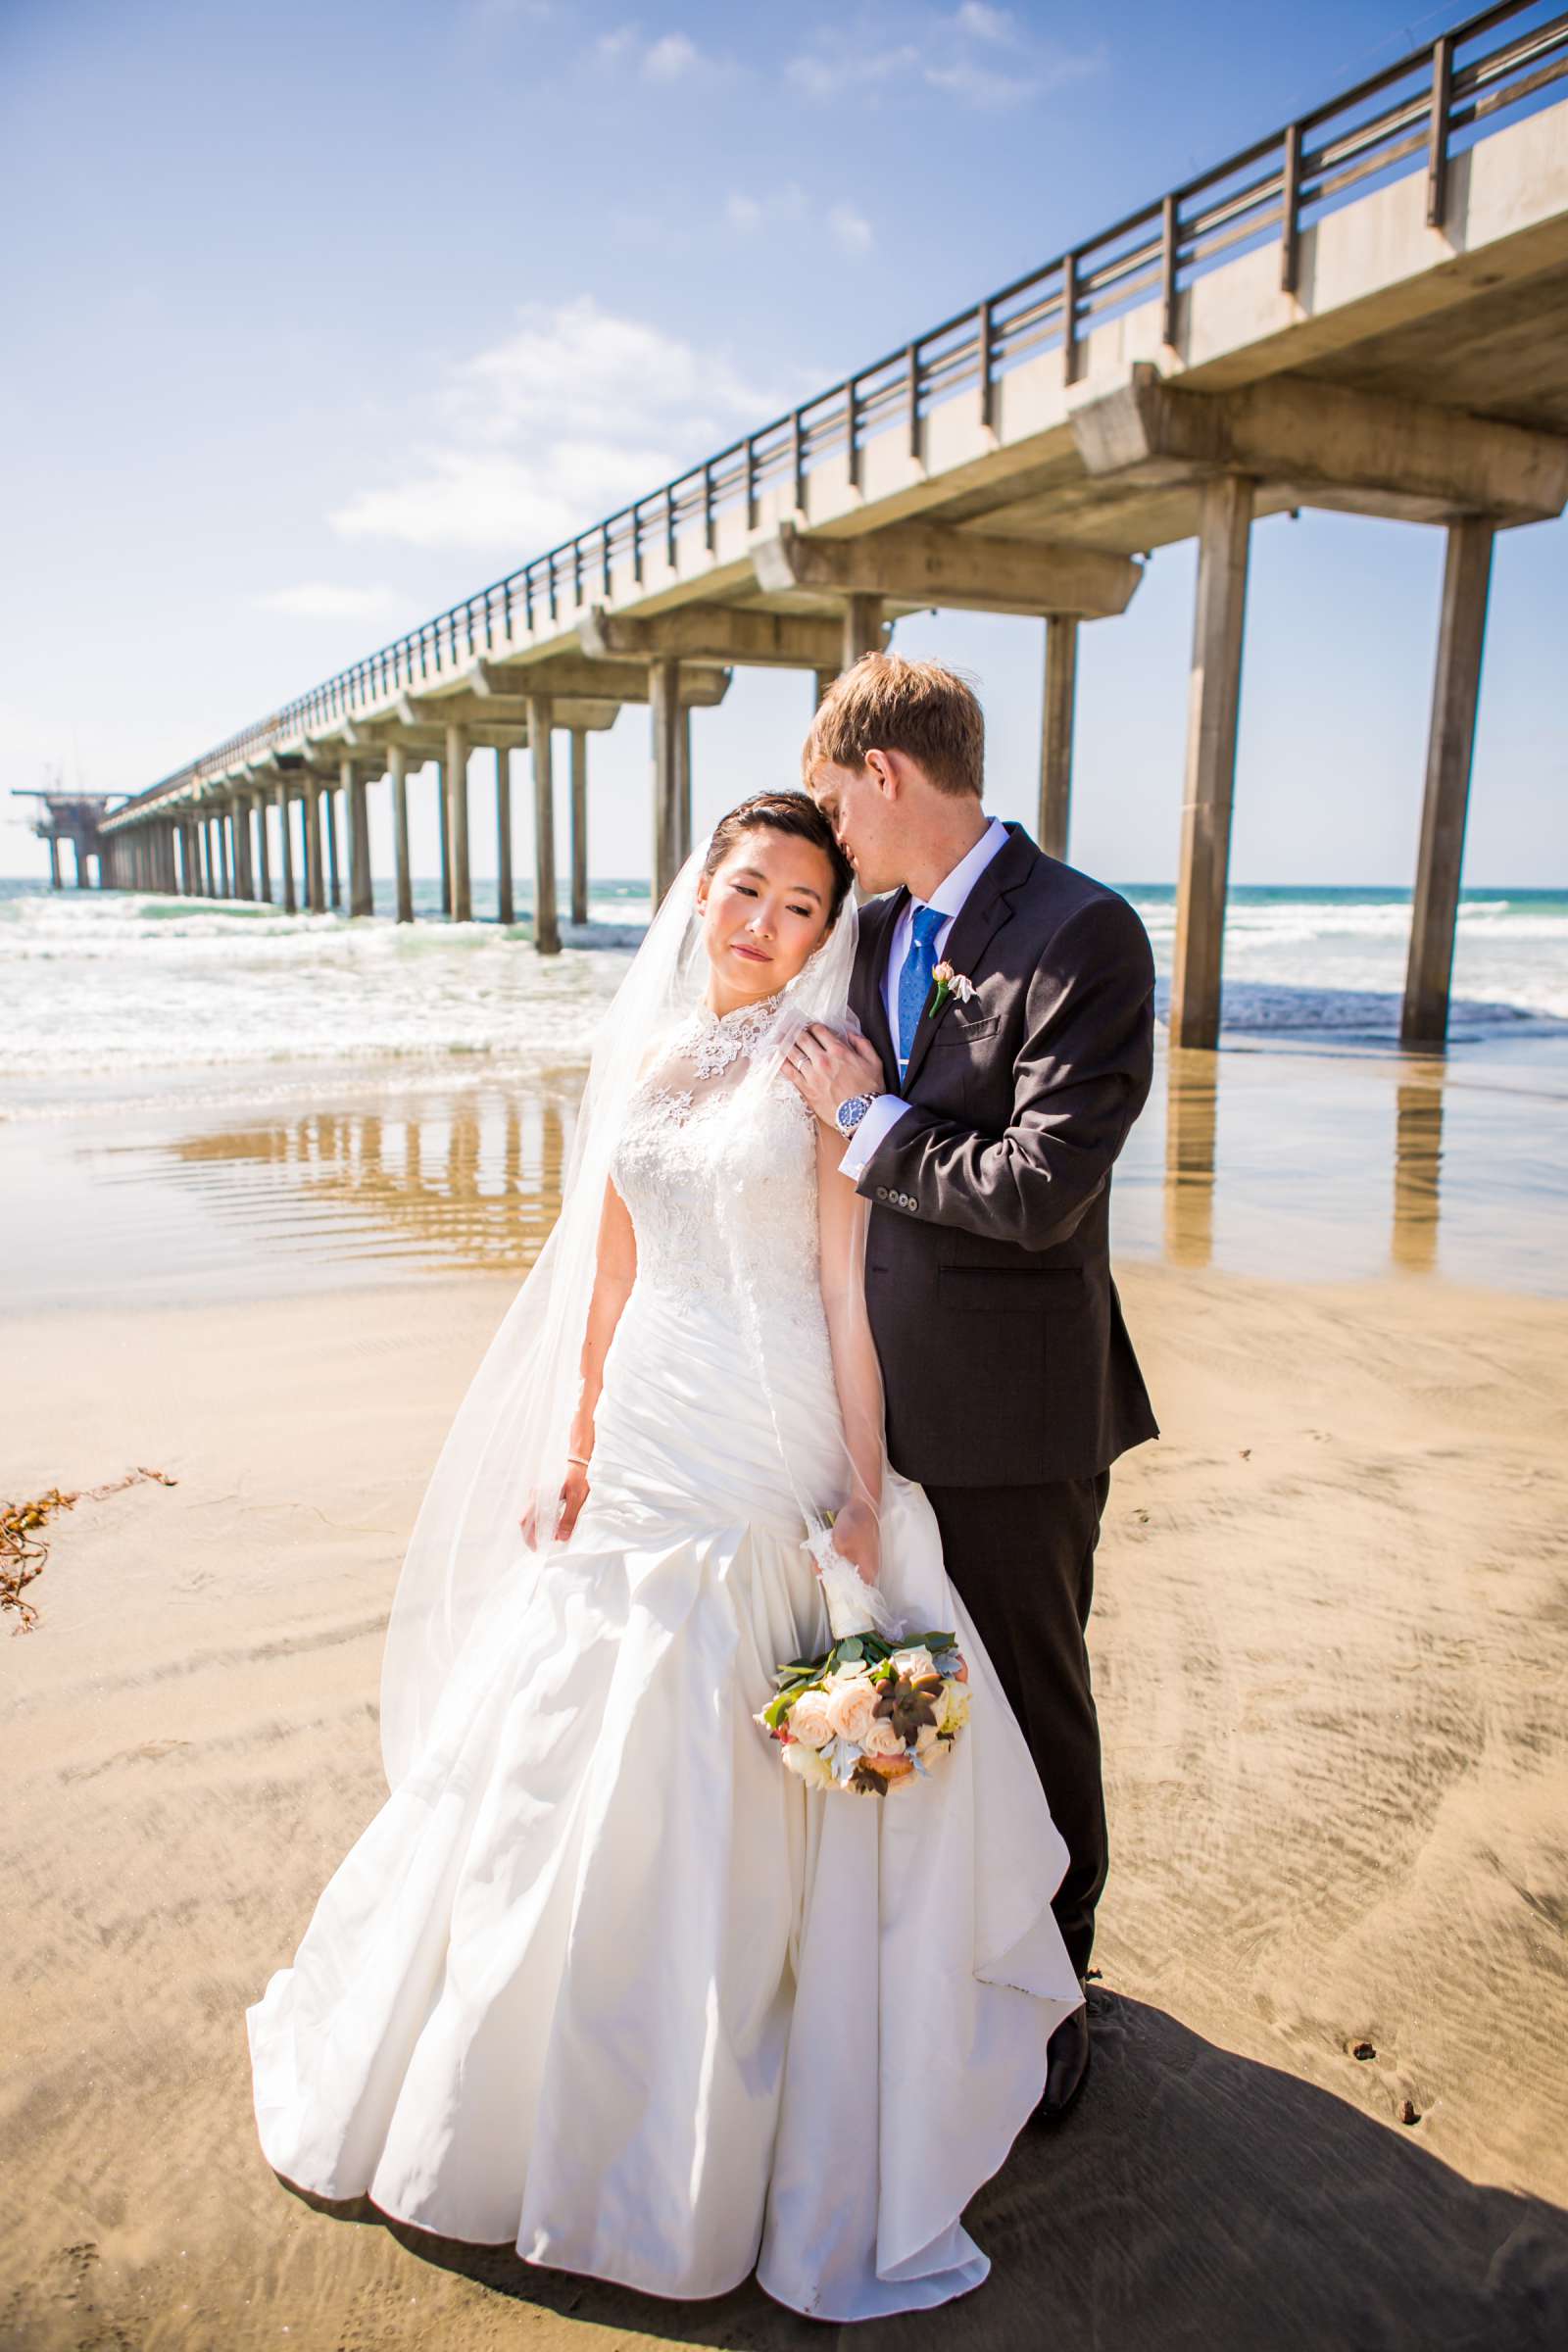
4, 1263, 1567, 2349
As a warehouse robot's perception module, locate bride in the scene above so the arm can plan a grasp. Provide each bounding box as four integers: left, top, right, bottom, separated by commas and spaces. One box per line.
246, 789, 1082, 2323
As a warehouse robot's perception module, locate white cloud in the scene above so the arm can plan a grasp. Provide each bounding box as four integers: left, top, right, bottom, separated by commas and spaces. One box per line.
787, 42, 918, 101
724, 182, 807, 236
787, 8, 1101, 110
328, 297, 784, 556
594, 23, 639, 65
954, 2, 1015, 42
591, 23, 732, 82
644, 30, 699, 80
256, 582, 401, 621
828, 203, 874, 257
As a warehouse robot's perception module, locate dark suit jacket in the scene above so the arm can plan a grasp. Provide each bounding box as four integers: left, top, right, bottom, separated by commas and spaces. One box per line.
851, 821, 1158, 1489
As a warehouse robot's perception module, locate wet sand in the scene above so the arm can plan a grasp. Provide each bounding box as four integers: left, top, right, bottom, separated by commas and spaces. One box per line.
5, 1245, 1568, 2348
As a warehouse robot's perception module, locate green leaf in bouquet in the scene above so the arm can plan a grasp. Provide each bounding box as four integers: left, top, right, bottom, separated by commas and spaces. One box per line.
838, 1638, 863, 1662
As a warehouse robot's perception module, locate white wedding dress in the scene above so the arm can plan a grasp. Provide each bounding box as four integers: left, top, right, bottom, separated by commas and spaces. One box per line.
246, 997, 1082, 2323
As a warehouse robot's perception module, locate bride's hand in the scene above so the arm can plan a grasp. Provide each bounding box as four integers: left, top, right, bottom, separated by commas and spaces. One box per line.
552, 1462, 590, 1544
827, 1498, 880, 1586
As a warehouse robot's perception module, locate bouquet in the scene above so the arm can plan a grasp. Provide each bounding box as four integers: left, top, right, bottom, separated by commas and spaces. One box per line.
753, 1543, 970, 1797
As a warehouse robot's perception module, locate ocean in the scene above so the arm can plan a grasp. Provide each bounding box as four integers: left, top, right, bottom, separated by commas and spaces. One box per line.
4, 876, 1566, 1095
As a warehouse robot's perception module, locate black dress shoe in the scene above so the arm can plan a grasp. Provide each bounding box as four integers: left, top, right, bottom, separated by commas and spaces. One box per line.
1033, 2004, 1091, 2125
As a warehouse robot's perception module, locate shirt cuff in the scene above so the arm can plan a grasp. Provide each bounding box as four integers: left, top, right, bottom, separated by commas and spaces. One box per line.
838, 1093, 910, 1181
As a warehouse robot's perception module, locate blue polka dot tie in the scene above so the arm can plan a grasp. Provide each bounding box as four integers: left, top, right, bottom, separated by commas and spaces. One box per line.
897, 904, 947, 1077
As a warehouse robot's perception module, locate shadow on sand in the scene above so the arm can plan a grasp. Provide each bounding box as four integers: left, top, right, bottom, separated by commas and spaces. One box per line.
282, 1989, 1568, 2349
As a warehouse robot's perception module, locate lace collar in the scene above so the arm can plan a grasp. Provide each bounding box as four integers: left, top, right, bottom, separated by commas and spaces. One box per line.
686, 990, 785, 1079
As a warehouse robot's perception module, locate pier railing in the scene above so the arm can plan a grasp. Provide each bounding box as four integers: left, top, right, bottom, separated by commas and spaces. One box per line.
114, 0, 1568, 823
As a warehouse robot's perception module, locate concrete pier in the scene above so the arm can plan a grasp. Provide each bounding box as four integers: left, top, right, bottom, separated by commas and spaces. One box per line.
88, 7, 1568, 1054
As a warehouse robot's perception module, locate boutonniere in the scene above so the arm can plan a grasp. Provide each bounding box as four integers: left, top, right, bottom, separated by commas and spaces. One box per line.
925, 962, 976, 1020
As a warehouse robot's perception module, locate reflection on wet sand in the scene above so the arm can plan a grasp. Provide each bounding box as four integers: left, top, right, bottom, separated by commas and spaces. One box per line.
1392, 1081, 1444, 1274
1163, 1050, 1219, 1269
1159, 1050, 1456, 1279
122, 1086, 574, 1277
62, 1039, 1561, 1302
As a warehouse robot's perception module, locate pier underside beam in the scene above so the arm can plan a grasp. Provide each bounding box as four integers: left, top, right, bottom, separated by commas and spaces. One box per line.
1070, 366, 1568, 527
468, 655, 730, 708
580, 606, 844, 672
1171, 472, 1254, 1052
528, 697, 559, 956
753, 520, 1143, 618
1401, 517, 1495, 1049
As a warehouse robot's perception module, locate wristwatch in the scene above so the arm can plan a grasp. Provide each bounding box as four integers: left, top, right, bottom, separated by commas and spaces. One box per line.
834, 1092, 880, 1139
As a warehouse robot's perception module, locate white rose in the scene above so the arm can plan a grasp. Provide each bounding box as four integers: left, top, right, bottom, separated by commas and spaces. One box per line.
787, 1689, 836, 1749
781, 1739, 835, 1790
826, 1679, 880, 1744
891, 1646, 937, 1683
861, 1716, 906, 1759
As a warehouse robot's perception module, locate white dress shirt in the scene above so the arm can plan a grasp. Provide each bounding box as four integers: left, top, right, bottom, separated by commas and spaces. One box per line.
839, 813, 1010, 1180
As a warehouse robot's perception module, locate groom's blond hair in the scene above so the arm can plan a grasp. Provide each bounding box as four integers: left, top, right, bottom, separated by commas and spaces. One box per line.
803, 652, 984, 799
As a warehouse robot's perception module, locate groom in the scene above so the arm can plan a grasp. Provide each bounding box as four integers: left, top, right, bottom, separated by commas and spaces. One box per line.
786, 651, 1158, 2122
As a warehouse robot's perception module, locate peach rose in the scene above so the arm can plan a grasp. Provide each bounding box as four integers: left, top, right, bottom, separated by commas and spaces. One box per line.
787, 1688, 836, 1749
826, 1678, 880, 1744
861, 1716, 906, 1759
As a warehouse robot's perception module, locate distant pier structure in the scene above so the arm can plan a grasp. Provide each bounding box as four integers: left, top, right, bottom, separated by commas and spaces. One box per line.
93, 2, 1568, 1049
15, 790, 115, 889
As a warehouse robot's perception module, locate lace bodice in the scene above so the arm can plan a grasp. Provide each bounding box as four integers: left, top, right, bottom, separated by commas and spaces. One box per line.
610, 997, 826, 1343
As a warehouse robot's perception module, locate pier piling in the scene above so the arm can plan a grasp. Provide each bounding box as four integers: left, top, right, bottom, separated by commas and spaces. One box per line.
1401, 517, 1495, 1048
1170, 474, 1254, 1051
529, 697, 560, 956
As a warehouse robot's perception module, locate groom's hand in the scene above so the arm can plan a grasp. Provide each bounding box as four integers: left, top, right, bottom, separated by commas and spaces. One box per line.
785, 1024, 884, 1128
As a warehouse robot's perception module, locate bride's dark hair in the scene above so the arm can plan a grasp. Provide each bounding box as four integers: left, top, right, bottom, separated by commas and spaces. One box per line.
703, 792, 855, 926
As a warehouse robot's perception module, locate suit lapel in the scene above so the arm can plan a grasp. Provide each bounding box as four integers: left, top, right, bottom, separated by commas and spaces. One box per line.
853, 888, 906, 1090
900, 825, 1037, 1096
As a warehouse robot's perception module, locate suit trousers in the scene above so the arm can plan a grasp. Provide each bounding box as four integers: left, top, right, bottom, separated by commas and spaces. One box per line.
921, 1471, 1111, 1981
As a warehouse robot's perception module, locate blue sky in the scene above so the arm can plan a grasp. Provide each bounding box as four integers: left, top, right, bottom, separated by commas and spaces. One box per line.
2, 0, 1563, 887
